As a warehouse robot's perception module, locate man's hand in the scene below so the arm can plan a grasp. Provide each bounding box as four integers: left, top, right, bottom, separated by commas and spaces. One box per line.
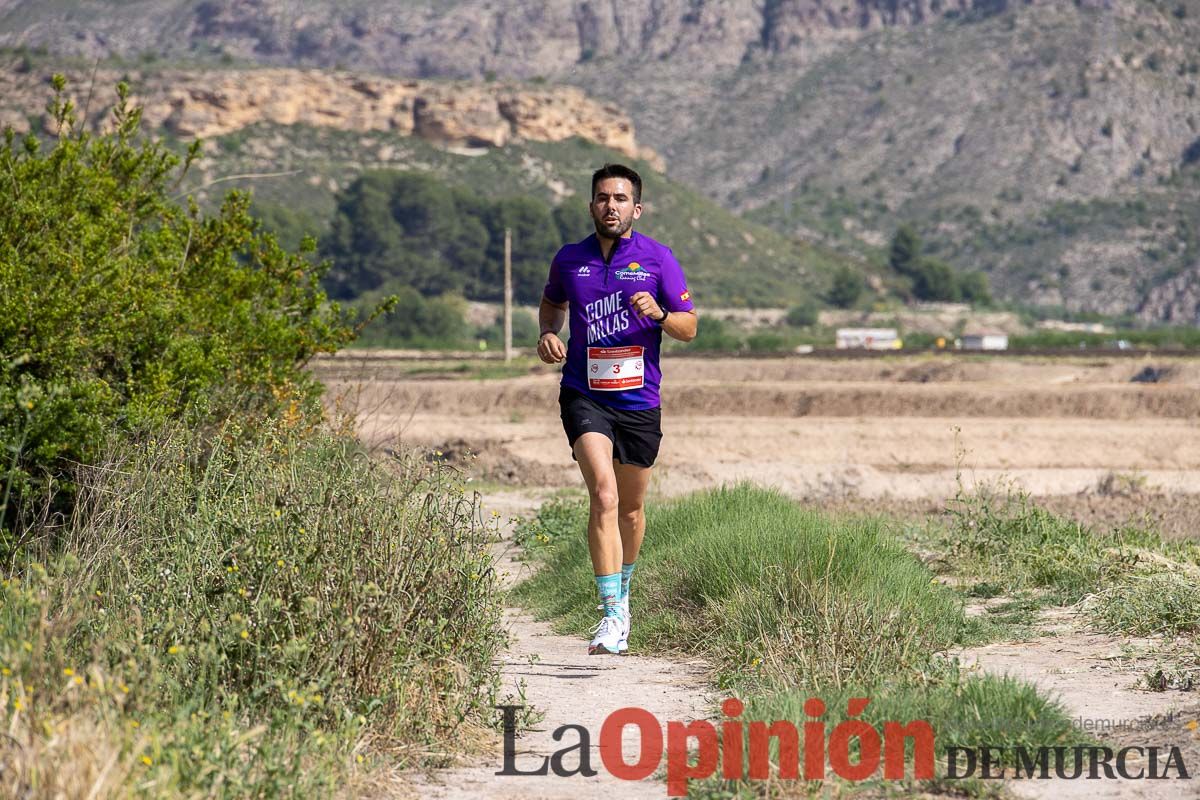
629, 291, 664, 321
537, 331, 567, 364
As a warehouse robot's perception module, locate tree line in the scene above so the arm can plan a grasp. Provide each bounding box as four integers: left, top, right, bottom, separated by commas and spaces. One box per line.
319, 171, 571, 304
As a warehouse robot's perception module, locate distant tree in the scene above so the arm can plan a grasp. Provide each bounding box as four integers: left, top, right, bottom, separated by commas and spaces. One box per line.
251, 200, 323, 252
958, 270, 993, 306
552, 202, 589, 243
321, 171, 559, 303
889, 225, 922, 277
913, 257, 961, 302
827, 267, 864, 308
785, 300, 820, 327
363, 286, 466, 345
476, 196, 562, 303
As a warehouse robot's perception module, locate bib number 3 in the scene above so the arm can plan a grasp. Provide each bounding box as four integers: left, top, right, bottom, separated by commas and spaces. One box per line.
587, 346, 645, 391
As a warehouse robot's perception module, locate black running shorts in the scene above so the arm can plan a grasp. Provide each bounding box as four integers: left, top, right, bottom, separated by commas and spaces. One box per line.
559, 386, 663, 468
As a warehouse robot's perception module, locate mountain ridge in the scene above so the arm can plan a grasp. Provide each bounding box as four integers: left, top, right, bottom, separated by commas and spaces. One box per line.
3, 0, 1199, 320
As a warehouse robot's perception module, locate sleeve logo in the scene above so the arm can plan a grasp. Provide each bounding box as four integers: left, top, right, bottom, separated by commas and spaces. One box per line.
680, 290, 690, 302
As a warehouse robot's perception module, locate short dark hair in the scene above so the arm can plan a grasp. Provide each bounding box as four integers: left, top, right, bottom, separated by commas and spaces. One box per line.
591, 163, 642, 204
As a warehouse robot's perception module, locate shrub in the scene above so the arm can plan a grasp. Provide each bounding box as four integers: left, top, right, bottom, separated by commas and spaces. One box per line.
958, 270, 993, 306
828, 266, 864, 308
688, 316, 744, 352
1, 422, 505, 796
480, 308, 540, 349
0, 78, 370, 543
785, 301, 819, 327
353, 286, 468, 348
913, 257, 961, 302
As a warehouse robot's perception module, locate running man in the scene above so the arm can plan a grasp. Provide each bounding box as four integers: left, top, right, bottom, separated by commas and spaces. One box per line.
537, 163, 697, 655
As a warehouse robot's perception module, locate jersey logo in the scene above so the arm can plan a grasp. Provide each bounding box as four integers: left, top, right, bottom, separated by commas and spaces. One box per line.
615, 263, 649, 282
680, 290, 690, 302
577, 266, 591, 276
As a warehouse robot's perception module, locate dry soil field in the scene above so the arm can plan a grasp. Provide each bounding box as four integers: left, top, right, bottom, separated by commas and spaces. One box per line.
317, 352, 1200, 531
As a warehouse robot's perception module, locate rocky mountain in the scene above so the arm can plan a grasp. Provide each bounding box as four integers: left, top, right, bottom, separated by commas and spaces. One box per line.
0, 64, 660, 166
3, 0, 1199, 320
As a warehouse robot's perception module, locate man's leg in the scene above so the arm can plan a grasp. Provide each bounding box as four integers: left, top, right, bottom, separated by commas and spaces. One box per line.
613, 461, 651, 653
573, 432, 622, 575
574, 432, 626, 655
614, 461, 652, 570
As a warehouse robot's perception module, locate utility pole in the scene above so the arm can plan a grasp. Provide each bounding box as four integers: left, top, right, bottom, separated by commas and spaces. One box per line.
504, 227, 513, 363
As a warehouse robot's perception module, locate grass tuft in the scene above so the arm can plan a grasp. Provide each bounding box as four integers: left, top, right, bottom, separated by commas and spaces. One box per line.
514, 484, 1079, 792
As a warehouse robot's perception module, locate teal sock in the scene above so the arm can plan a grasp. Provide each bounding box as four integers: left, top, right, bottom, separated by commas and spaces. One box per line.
620, 562, 636, 600
595, 573, 621, 617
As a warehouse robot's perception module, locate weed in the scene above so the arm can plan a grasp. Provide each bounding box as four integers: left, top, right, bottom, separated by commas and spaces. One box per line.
1089, 570, 1200, 637
0, 422, 506, 796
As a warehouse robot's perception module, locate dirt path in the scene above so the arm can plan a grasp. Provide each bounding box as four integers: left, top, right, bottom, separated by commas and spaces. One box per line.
407, 490, 714, 800
957, 609, 1200, 799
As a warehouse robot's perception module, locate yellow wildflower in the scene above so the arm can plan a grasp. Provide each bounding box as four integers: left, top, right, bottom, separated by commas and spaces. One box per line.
62, 668, 74, 677
240, 630, 249, 640
141, 755, 152, 766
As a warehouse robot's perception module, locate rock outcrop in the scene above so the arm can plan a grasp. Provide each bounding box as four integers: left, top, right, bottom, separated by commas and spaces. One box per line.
1137, 265, 1200, 326
0, 65, 661, 168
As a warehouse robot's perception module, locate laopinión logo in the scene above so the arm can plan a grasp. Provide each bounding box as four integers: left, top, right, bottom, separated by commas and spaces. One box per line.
495, 698, 1193, 796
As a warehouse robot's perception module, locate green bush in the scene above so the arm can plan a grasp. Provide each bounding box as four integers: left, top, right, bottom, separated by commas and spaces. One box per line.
1, 422, 504, 796
827, 266, 865, 308
746, 332, 788, 352
958, 270, 993, 306
479, 308, 540, 349
688, 316, 744, 352
353, 286, 468, 348
913, 257, 961, 302
0, 79, 368, 542
785, 301, 820, 327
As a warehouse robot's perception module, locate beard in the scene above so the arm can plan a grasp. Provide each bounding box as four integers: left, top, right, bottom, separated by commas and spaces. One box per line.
592, 209, 634, 239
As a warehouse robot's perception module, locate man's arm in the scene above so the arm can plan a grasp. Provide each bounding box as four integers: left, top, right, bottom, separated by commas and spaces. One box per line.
628, 292, 697, 342
537, 296, 568, 363
661, 309, 697, 342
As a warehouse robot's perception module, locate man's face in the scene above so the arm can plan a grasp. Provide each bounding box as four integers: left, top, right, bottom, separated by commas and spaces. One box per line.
590, 177, 642, 240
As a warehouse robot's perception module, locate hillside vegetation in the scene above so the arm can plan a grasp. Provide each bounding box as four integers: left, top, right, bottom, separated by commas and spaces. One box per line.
199, 125, 859, 308
3, 0, 1199, 317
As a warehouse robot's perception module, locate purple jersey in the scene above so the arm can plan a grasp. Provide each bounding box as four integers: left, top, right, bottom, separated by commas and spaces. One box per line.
543, 231, 694, 410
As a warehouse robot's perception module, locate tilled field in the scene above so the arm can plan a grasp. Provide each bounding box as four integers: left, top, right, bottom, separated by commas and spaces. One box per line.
316, 353, 1200, 533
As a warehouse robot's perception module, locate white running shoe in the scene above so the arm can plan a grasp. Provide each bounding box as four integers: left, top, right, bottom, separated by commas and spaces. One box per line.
596, 597, 631, 653
588, 613, 624, 655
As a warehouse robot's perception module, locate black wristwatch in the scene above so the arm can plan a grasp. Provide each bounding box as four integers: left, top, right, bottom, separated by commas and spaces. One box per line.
656, 308, 669, 324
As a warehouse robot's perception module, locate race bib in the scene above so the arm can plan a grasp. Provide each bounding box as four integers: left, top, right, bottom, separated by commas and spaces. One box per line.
587, 346, 645, 391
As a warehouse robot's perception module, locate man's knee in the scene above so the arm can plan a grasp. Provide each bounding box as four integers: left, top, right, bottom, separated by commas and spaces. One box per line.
618, 505, 644, 526
589, 483, 619, 515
